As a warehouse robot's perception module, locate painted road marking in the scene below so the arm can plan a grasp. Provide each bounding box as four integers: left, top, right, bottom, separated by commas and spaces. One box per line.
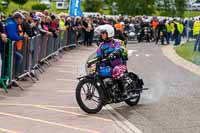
57, 90, 75, 93
53, 65, 77, 68
128, 50, 137, 57
0, 103, 79, 109
145, 54, 150, 57
56, 79, 77, 82
36, 105, 113, 122
61, 60, 81, 63
57, 70, 79, 74
135, 54, 139, 57
0, 111, 100, 133
0, 128, 20, 133
106, 105, 143, 133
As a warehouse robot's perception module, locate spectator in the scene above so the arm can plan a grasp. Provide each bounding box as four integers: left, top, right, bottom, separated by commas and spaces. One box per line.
22, 11, 33, 37
5, 12, 28, 77
83, 18, 94, 46
115, 23, 125, 40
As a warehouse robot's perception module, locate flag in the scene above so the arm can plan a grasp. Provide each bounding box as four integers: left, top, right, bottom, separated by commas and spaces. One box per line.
69, 0, 83, 17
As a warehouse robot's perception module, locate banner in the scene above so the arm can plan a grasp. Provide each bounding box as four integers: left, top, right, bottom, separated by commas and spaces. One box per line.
69, 0, 83, 17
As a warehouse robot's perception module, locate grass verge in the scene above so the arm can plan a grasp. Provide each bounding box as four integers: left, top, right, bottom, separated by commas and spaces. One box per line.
175, 41, 200, 65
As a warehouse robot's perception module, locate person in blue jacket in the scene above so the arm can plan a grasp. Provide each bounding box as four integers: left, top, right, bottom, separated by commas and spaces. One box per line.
5, 12, 28, 78
6, 12, 28, 40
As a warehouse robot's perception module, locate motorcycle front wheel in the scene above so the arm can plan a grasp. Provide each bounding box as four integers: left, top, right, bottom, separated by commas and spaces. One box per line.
76, 79, 104, 114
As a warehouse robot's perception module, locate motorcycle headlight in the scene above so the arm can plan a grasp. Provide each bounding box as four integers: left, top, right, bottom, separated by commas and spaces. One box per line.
129, 32, 135, 36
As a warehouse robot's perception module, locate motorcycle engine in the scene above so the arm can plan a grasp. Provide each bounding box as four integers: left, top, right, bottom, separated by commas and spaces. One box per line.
103, 78, 113, 88
122, 74, 137, 92
103, 78, 120, 101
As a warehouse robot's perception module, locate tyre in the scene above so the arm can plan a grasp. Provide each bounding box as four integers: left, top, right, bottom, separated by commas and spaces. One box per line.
125, 93, 140, 106
125, 72, 142, 106
76, 79, 104, 114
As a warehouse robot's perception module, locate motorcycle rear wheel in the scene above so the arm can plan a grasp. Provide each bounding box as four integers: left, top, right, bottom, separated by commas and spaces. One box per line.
125, 93, 140, 106
76, 79, 104, 114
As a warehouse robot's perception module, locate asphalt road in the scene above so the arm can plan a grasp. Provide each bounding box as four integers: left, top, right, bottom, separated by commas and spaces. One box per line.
0, 46, 124, 133
111, 41, 200, 133
0, 42, 200, 133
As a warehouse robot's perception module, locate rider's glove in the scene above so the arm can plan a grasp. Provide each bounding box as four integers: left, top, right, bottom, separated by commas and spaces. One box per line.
109, 50, 121, 60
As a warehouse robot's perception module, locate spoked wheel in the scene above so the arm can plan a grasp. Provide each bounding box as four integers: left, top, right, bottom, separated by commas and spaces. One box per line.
125, 93, 140, 106
76, 79, 103, 114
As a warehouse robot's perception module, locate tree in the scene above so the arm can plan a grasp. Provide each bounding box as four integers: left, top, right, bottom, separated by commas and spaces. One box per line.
113, 0, 156, 16
11, 0, 28, 5
196, 0, 200, 3
156, 0, 186, 17
82, 0, 103, 12
155, 0, 176, 16
175, 0, 187, 17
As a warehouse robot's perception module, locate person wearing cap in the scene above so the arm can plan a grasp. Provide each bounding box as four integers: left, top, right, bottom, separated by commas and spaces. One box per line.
5, 12, 28, 41
5, 12, 28, 78
31, 15, 41, 36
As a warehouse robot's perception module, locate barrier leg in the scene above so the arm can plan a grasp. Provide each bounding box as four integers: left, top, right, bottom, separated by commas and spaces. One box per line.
43, 60, 51, 67
27, 73, 36, 83
0, 79, 8, 93
34, 64, 45, 73
30, 70, 39, 81
11, 80, 24, 91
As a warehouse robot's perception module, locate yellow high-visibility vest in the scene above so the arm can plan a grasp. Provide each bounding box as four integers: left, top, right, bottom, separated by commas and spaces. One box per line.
179, 23, 184, 34
165, 22, 171, 32
193, 21, 200, 35
170, 22, 175, 33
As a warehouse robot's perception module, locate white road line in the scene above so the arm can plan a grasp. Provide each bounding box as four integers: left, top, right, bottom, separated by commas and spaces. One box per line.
53, 65, 77, 68
106, 105, 143, 133
145, 54, 150, 57
135, 54, 139, 57
61, 60, 81, 63
57, 70, 79, 74
128, 50, 136, 57
57, 90, 75, 93
56, 79, 77, 82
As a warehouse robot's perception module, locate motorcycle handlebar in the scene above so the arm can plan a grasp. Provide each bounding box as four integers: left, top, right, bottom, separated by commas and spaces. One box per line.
87, 57, 108, 67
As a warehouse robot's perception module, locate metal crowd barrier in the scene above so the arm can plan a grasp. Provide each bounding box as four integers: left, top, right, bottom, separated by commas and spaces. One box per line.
67, 29, 77, 47
77, 29, 85, 45
0, 29, 87, 92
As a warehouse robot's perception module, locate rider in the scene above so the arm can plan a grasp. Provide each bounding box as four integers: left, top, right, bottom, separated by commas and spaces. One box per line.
96, 24, 124, 66
96, 24, 128, 95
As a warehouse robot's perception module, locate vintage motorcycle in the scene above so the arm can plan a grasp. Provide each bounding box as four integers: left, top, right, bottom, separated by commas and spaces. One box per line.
137, 26, 153, 43
126, 24, 137, 41
76, 54, 148, 114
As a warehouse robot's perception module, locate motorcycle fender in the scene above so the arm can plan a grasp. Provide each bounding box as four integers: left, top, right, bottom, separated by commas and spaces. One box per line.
77, 74, 95, 80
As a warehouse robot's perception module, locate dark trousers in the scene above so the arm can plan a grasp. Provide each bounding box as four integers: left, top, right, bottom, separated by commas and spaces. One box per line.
14, 51, 23, 77
174, 34, 181, 46
194, 34, 200, 52
84, 32, 93, 46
